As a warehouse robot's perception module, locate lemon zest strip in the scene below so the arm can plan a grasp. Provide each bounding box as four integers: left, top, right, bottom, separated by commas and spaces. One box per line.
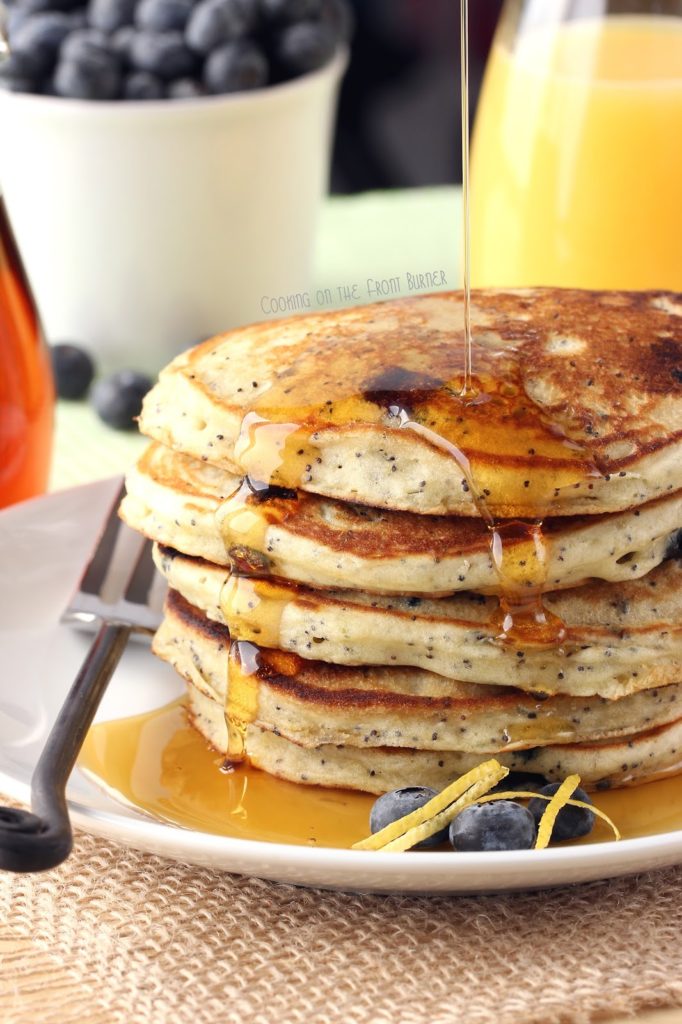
352, 759, 508, 851
476, 790, 621, 842
379, 772, 508, 853
534, 775, 581, 849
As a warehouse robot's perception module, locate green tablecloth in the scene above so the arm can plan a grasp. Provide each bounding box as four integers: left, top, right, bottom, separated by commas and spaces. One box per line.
50, 187, 462, 491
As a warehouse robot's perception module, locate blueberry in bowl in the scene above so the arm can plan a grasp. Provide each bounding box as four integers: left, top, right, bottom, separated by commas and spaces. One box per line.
0, 0, 352, 99
0, 0, 349, 375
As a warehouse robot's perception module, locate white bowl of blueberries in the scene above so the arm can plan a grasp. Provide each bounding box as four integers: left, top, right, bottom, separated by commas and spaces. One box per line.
0, 0, 350, 372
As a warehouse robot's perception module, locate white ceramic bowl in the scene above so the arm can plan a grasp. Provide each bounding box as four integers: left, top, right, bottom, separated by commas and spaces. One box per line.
0, 53, 346, 372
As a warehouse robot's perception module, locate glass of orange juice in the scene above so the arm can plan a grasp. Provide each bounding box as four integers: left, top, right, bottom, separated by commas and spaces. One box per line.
470, 0, 682, 291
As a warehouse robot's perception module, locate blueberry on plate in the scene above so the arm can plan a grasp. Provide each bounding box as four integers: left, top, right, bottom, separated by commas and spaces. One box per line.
449, 801, 537, 852
135, 0, 194, 33
203, 40, 267, 93
273, 19, 336, 77
124, 69, 165, 98
491, 771, 548, 794
87, 0, 136, 33
665, 528, 682, 561
528, 783, 595, 842
50, 343, 95, 400
185, 0, 258, 56
369, 787, 447, 850
91, 370, 152, 430
260, 0, 322, 25
167, 76, 205, 98
130, 30, 197, 78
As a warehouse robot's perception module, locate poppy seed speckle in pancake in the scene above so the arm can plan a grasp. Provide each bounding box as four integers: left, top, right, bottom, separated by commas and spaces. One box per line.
152, 545, 682, 701
120, 442, 682, 597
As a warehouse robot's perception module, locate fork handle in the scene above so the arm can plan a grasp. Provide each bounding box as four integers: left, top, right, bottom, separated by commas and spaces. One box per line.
0, 622, 131, 873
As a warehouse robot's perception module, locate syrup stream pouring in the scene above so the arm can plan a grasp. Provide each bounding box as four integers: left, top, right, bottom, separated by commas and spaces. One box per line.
0, 481, 165, 872
460, 0, 474, 398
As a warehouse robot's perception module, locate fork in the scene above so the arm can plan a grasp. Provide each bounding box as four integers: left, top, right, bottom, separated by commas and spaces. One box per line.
0, 480, 165, 873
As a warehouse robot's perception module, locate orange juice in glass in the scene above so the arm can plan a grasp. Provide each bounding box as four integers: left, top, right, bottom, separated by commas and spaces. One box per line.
470, 0, 682, 290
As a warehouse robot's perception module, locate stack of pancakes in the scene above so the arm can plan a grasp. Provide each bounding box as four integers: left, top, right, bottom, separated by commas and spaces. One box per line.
121, 289, 682, 794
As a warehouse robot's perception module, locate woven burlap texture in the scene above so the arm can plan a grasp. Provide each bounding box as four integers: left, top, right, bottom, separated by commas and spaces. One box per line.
2, 823, 682, 1024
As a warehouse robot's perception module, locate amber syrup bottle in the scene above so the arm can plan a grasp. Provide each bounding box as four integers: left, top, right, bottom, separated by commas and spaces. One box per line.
0, 195, 54, 507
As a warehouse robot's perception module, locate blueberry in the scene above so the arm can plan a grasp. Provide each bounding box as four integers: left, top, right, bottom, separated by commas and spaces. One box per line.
203, 40, 267, 93
130, 30, 197, 78
11, 0, 83, 14
87, 0, 136, 32
124, 69, 165, 98
50, 344, 95, 400
110, 24, 135, 61
11, 12, 74, 76
91, 370, 152, 430
0, 48, 46, 82
0, 72, 40, 92
55, 31, 122, 98
449, 801, 537, 852
665, 528, 682, 561
136, 0, 193, 32
260, 0, 322, 25
491, 772, 548, 794
6, 6, 31, 37
60, 28, 111, 63
185, 0, 257, 55
528, 783, 595, 842
69, 10, 89, 29
273, 20, 336, 77
369, 787, 447, 850
7, 12, 75, 80
54, 54, 121, 98
167, 76, 204, 98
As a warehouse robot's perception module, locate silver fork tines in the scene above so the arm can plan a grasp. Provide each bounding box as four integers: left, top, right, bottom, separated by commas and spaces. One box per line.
63, 482, 165, 634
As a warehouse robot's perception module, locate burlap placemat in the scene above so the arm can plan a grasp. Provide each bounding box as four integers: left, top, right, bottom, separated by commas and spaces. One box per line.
2, 814, 682, 1024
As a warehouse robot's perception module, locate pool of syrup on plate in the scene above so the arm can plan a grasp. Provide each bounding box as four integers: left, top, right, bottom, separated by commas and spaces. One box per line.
78, 698, 682, 849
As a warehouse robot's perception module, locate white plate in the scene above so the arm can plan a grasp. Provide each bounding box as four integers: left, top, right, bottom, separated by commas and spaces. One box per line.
2, 479, 682, 893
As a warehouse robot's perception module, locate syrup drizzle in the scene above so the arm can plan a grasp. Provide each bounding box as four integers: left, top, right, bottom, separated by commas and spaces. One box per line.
460, 0, 474, 397
221, 639, 261, 770
390, 404, 567, 647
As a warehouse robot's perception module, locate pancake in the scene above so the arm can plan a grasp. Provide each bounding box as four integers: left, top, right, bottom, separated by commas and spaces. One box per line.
154, 589, 682, 754
121, 441, 682, 596
185, 680, 682, 794
153, 544, 682, 700
139, 289, 682, 517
